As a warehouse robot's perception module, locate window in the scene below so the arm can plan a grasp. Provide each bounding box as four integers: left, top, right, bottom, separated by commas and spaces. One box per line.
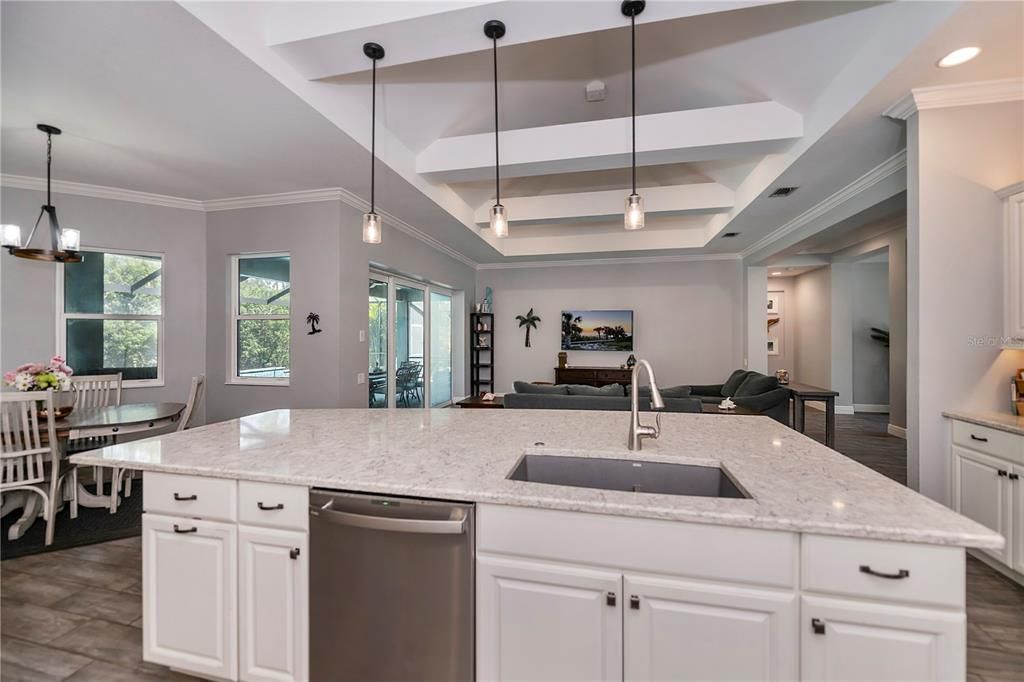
59, 249, 164, 386
230, 254, 290, 385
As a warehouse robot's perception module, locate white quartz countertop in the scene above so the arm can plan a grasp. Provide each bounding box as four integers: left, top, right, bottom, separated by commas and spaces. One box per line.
71, 409, 1003, 549
944, 409, 1024, 436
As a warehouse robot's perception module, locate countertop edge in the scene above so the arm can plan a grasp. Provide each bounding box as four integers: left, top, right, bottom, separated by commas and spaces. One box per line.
944, 410, 1024, 436
71, 452, 1005, 551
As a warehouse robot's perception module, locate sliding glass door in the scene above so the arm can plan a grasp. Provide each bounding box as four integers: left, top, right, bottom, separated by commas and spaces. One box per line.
368, 272, 455, 409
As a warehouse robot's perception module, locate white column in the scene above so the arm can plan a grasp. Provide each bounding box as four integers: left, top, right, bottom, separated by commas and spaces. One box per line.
746, 266, 768, 374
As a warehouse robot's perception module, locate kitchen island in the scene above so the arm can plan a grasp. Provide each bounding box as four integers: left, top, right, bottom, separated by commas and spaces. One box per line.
72, 408, 1002, 681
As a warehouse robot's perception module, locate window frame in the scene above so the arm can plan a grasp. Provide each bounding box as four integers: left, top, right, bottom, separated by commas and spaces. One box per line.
228, 252, 291, 387
55, 246, 166, 388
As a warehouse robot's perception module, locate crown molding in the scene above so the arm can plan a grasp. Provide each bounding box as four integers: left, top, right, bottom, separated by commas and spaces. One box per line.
0, 174, 205, 211
202, 188, 344, 211
996, 181, 1024, 200
741, 149, 907, 259
883, 78, 1024, 120
476, 252, 741, 270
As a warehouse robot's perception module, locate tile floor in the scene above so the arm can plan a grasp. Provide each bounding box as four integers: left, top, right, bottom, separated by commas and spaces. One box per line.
1, 413, 1022, 680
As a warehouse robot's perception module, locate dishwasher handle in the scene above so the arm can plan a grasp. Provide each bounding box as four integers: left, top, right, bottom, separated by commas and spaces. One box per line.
310, 503, 467, 535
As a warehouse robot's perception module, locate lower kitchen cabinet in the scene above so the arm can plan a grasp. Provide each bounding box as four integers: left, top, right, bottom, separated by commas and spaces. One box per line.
143, 514, 238, 681
952, 445, 1013, 566
477, 555, 622, 681
801, 595, 964, 681
239, 526, 309, 682
623, 574, 798, 681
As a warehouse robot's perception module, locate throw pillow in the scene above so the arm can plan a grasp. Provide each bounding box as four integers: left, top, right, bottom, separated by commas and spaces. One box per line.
733, 373, 779, 397
566, 383, 625, 396
513, 381, 569, 395
721, 369, 752, 396
626, 384, 691, 398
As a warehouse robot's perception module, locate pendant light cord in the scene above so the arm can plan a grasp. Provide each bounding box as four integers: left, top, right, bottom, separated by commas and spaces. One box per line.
492, 34, 500, 207
46, 131, 52, 206
370, 57, 377, 214
630, 12, 636, 195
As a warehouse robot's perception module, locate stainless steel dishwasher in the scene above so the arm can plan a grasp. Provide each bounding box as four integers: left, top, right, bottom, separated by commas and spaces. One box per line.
309, 489, 474, 681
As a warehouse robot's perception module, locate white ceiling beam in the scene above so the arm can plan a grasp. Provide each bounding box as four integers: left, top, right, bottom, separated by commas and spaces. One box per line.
419, 102, 803, 182
271, 1, 790, 80
473, 183, 733, 225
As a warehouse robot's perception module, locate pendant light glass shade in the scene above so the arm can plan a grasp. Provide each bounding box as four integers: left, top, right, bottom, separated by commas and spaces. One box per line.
362, 212, 382, 244
490, 204, 509, 238
59, 227, 81, 251
624, 194, 644, 230
1, 224, 21, 247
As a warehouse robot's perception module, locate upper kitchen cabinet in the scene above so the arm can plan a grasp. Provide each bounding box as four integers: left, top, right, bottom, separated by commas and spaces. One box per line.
1001, 184, 1024, 341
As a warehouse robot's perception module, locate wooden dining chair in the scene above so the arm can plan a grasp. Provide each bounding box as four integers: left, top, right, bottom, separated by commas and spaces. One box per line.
176, 375, 205, 432
1, 391, 76, 546
69, 373, 122, 499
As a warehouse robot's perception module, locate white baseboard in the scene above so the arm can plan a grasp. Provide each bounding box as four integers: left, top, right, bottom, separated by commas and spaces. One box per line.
855, 404, 890, 413
887, 423, 907, 439
805, 402, 854, 415
836, 405, 855, 415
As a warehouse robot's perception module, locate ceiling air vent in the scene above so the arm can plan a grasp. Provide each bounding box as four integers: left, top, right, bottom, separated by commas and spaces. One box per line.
768, 186, 798, 198
721, 232, 740, 238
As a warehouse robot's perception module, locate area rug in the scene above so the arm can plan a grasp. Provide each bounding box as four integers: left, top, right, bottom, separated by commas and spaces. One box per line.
1, 481, 142, 560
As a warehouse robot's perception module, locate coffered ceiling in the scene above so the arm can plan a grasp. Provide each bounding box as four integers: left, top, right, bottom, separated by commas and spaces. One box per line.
2, 1, 1022, 265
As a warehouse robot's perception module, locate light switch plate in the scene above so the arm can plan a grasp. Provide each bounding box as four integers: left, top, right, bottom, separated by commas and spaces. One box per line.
357, 373, 367, 385
359, 330, 366, 343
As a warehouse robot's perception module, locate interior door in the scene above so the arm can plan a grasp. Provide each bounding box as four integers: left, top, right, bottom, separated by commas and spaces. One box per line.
477, 555, 622, 681
801, 595, 964, 681
142, 514, 237, 681
623, 573, 798, 681
952, 446, 1011, 565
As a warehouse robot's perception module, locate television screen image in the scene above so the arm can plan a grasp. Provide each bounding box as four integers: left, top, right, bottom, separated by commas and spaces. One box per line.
561, 310, 634, 351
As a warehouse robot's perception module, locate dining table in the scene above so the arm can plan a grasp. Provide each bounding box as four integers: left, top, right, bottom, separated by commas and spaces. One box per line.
3, 401, 185, 541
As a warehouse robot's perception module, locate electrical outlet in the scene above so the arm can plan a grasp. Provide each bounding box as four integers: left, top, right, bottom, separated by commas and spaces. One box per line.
357, 373, 367, 385
359, 330, 366, 343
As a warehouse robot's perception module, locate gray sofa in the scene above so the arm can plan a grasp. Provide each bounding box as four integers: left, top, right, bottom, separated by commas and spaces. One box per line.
688, 369, 790, 425
503, 393, 702, 412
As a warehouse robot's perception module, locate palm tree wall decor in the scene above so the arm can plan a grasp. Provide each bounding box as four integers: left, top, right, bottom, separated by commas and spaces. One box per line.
306, 312, 322, 335
516, 308, 541, 348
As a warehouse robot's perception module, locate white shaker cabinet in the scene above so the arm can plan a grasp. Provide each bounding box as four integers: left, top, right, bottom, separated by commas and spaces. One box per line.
1002, 186, 1024, 339
239, 526, 308, 682
952, 445, 1013, 566
477, 555, 622, 682
623, 574, 798, 681
801, 595, 964, 681
143, 514, 239, 682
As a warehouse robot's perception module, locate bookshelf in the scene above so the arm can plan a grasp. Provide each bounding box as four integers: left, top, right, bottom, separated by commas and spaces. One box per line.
470, 312, 494, 396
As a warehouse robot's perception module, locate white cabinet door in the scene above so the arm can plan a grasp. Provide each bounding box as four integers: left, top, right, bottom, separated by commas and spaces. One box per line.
623, 573, 797, 681
801, 595, 964, 681
1012, 464, 1024, 574
952, 446, 1012, 565
1003, 189, 1024, 338
477, 554, 622, 681
143, 514, 238, 681
239, 526, 308, 682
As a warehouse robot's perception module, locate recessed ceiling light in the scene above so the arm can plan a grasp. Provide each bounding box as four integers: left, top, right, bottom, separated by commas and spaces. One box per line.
771, 271, 783, 276
937, 47, 981, 68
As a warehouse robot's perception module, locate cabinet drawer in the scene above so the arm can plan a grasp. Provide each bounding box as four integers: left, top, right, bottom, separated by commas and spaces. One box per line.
802, 535, 964, 608
143, 472, 237, 522
557, 369, 595, 383
952, 421, 1021, 463
239, 481, 309, 531
597, 370, 629, 381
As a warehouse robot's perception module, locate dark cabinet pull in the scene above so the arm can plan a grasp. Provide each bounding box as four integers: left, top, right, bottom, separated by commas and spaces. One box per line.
1010, 473, 1020, 481
860, 565, 910, 579
173, 525, 198, 534
811, 618, 826, 635
289, 548, 301, 560
148, 421, 155, 427
970, 434, 989, 443
630, 595, 640, 610
606, 592, 616, 607
111, 426, 119, 433
257, 502, 285, 511
998, 470, 1009, 477
173, 493, 197, 501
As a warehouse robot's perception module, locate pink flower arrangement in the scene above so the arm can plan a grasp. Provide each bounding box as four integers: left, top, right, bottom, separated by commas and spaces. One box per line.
4, 356, 74, 392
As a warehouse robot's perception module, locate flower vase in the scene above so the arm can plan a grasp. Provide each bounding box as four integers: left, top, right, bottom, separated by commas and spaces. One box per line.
38, 386, 77, 420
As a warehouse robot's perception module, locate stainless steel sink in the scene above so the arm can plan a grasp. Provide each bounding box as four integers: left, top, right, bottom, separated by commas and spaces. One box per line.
508, 454, 749, 499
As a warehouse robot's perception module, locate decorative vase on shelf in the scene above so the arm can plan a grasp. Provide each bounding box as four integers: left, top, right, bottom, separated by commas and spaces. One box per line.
626, 354, 637, 369
775, 369, 790, 385
558, 352, 568, 369
39, 386, 77, 420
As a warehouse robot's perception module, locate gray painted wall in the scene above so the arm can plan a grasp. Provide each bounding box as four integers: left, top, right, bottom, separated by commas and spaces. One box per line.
476, 259, 744, 393
908, 100, 1024, 502
851, 261, 890, 407
0, 187, 207, 420
793, 266, 832, 390
204, 200, 475, 423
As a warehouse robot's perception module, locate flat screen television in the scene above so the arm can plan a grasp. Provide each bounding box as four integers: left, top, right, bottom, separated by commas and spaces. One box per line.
560, 310, 634, 351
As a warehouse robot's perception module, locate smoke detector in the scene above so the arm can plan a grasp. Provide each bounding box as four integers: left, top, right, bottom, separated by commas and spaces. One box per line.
585, 80, 606, 102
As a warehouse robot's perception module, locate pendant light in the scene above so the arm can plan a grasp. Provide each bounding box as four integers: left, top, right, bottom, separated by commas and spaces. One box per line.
484, 19, 508, 238
362, 42, 385, 244
622, 1, 645, 231
2, 124, 82, 262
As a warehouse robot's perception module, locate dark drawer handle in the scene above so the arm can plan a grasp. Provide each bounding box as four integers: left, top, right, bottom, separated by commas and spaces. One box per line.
173, 493, 197, 501
811, 618, 826, 635
257, 502, 284, 511
111, 427, 119, 433
1010, 473, 1020, 481
998, 470, 1008, 477
606, 592, 616, 607
970, 434, 989, 443
860, 565, 910, 579
630, 595, 640, 610
173, 525, 197, 534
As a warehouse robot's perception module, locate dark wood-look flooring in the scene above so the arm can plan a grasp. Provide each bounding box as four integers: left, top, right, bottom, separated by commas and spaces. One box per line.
1, 411, 1021, 680
803, 410, 1024, 681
